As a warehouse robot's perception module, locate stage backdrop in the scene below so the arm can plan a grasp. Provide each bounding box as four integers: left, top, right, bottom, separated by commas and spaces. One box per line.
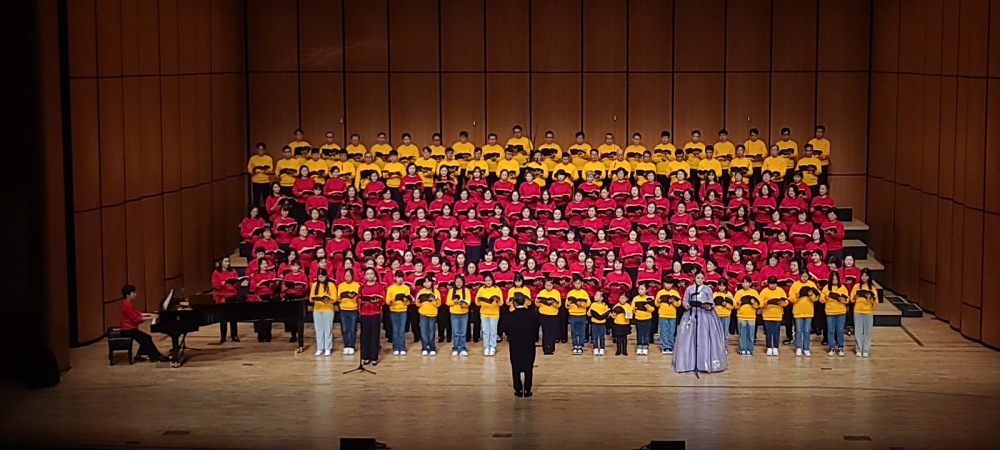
245, 0, 871, 220
867, 0, 1000, 349
65, 0, 248, 344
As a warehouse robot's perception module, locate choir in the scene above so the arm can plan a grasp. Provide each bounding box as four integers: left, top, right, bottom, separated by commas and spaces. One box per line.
227, 124, 875, 365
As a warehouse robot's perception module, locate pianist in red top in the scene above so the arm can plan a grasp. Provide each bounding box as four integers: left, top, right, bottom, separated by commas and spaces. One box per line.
359, 268, 387, 365
119, 284, 168, 362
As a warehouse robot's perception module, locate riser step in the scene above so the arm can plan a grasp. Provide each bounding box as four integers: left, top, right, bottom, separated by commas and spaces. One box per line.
836, 207, 853, 222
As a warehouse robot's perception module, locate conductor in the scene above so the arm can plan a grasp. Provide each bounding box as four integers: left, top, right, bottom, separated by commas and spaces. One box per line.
501, 293, 539, 398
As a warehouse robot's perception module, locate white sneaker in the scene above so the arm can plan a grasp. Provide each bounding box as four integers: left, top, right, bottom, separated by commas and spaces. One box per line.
828, 350, 835, 356
795, 349, 802, 356
766, 348, 773, 356
430, 350, 436, 356
400, 351, 406, 356
862, 352, 869, 358
324, 350, 331, 356
460, 350, 468, 356
773, 348, 778, 356
838, 349, 845, 357
804, 350, 812, 357
392, 351, 400, 356
856, 352, 862, 357
593, 349, 599, 355
342, 348, 349, 355
662, 349, 669, 355
315, 350, 323, 356
484, 348, 490, 356
490, 348, 496, 356
348, 348, 355, 355
421, 350, 429, 356
599, 349, 605, 355
451, 351, 458, 356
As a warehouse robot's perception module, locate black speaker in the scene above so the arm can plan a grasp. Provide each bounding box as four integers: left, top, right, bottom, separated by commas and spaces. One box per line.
647, 441, 685, 450
340, 437, 376, 450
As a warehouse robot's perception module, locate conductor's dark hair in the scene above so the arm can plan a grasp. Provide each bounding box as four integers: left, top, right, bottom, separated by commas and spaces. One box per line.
121, 284, 136, 297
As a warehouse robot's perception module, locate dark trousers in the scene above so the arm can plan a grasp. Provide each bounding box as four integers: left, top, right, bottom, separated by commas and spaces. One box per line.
512, 365, 533, 394
468, 304, 482, 342
382, 304, 392, 340
120, 329, 163, 360
254, 320, 273, 340
437, 305, 451, 340
251, 182, 270, 207
813, 303, 828, 342
220, 320, 238, 339
466, 245, 482, 263
360, 314, 382, 361
782, 304, 795, 339
406, 304, 422, 342
557, 306, 568, 341
540, 315, 558, 354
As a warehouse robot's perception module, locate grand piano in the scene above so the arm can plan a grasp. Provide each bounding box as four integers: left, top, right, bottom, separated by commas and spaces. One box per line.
151, 294, 307, 367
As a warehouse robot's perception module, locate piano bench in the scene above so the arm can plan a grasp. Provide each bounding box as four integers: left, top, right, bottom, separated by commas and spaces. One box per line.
107, 327, 134, 365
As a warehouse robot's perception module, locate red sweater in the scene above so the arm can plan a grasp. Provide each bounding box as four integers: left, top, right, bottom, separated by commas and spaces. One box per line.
212, 269, 239, 303
359, 282, 386, 316
120, 299, 144, 330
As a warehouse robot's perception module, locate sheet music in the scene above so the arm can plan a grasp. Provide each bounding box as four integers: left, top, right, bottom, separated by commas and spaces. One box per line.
162, 289, 174, 311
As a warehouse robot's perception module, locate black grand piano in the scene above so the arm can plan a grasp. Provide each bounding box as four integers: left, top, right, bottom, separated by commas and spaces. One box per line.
151, 294, 307, 367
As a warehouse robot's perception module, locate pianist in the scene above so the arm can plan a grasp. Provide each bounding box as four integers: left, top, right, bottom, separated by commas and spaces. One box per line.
119, 284, 169, 362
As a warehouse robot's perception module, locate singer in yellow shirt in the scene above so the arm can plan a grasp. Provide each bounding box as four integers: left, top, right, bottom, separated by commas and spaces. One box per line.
568, 132, 592, 171
370, 132, 392, 168
820, 276, 850, 355
789, 271, 819, 355
713, 130, 736, 169
744, 129, 768, 169
630, 285, 655, 355
759, 277, 788, 355
851, 270, 878, 357
552, 153, 580, 181
624, 133, 646, 163
776, 127, 798, 169
476, 276, 504, 355
451, 131, 475, 171
761, 146, 788, 182
415, 279, 441, 355
537, 280, 562, 355
445, 277, 472, 355
288, 128, 311, 160
597, 133, 621, 167
734, 278, 760, 355
682, 130, 706, 169
583, 149, 608, 186
796, 145, 823, 186
247, 143, 274, 204
275, 146, 300, 190
537, 131, 563, 170
345, 134, 367, 161
808, 125, 831, 167
505, 126, 533, 165
481, 133, 504, 174
566, 279, 592, 354
655, 281, 681, 354
588, 293, 610, 355
385, 272, 412, 354
320, 131, 341, 159
396, 133, 420, 165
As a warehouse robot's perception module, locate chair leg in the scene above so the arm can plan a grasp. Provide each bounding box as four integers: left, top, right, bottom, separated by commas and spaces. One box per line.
128, 347, 133, 365
109, 349, 114, 366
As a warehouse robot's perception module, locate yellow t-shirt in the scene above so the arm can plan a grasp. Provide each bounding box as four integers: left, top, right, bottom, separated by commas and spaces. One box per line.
728, 157, 752, 180
682, 141, 705, 168
789, 280, 819, 318
565, 289, 592, 316
743, 140, 768, 167
761, 156, 787, 182
496, 158, 521, 180
465, 159, 489, 178
796, 157, 823, 186
608, 159, 632, 181
309, 281, 338, 312
416, 288, 441, 316
329, 160, 357, 186
446, 287, 473, 315
625, 144, 647, 161
524, 161, 549, 186
538, 143, 563, 168
505, 137, 533, 164
589, 302, 610, 324
734, 288, 760, 320
653, 143, 677, 163
337, 281, 361, 311
631, 295, 655, 321
536, 289, 562, 316
345, 143, 367, 161
597, 143, 621, 165
714, 291, 735, 317
655, 288, 682, 319
247, 154, 274, 184
808, 138, 831, 165
821, 285, 850, 315
759, 286, 788, 321
667, 160, 691, 183
415, 157, 437, 187
633, 161, 657, 184
355, 162, 380, 189
370, 143, 393, 166
481, 144, 505, 173
506, 286, 532, 307
612, 302, 634, 325
396, 144, 419, 164
583, 161, 607, 185
275, 157, 301, 187
552, 162, 579, 181
476, 286, 504, 318
776, 139, 799, 168
851, 284, 879, 314
381, 162, 405, 188
568, 143, 593, 169
452, 142, 475, 169
288, 140, 312, 158
385, 283, 412, 313
713, 141, 736, 169
698, 158, 723, 179
305, 158, 328, 183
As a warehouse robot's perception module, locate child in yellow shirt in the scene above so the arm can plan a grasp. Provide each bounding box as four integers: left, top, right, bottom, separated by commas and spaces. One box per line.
851, 268, 879, 357
415, 276, 441, 355
566, 277, 592, 355
713, 279, 735, 346
587, 292, 610, 355
654, 279, 682, 354
385, 271, 412, 355
631, 285, 655, 355
759, 276, 789, 356
611, 293, 634, 356
734, 276, 761, 355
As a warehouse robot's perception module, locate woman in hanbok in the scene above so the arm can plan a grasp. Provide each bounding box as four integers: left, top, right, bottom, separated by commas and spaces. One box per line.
672, 271, 729, 374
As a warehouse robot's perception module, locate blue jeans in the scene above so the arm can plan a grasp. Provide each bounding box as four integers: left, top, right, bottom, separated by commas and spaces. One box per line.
569, 315, 587, 347
738, 319, 755, 353
719, 316, 731, 343
591, 323, 606, 349
340, 310, 358, 348
826, 313, 846, 350
764, 321, 780, 348
659, 316, 676, 351
390, 311, 407, 352
794, 317, 812, 350
419, 315, 437, 352
451, 313, 469, 352
481, 316, 499, 350
313, 310, 334, 351
635, 319, 651, 346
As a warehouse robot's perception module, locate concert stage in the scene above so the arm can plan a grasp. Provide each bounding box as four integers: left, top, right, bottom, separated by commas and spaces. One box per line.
1, 315, 998, 450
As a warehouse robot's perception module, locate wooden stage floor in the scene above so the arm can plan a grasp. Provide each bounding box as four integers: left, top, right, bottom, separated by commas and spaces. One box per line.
1, 316, 999, 450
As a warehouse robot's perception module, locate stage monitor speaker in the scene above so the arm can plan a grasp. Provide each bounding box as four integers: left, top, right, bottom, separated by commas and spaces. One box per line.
646, 441, 685, 450
340, 437, 376, 450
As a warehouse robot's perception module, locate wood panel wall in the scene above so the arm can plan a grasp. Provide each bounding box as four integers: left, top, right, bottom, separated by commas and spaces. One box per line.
867, 0, 1000, 348
65, 0, 247, 344
246, 0, 871, 218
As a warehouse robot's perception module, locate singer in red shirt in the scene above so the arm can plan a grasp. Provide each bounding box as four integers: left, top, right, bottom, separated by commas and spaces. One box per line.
211, 256, 241, 343
119, 284, 169, 362
359, 268, 387, 365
